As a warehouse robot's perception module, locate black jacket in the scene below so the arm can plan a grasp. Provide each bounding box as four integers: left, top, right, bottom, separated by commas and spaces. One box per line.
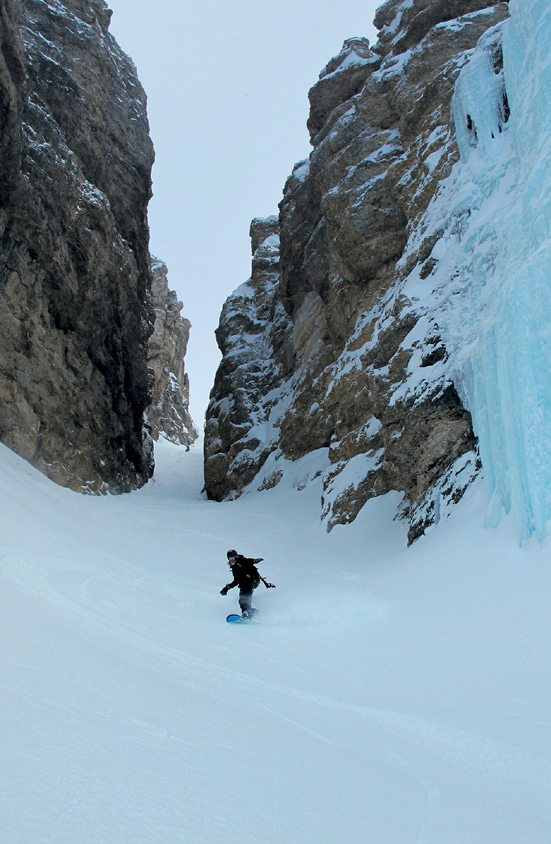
225, 555, 260, 591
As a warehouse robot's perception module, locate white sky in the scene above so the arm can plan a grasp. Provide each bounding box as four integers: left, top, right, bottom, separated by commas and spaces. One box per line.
107, 1, 381, 427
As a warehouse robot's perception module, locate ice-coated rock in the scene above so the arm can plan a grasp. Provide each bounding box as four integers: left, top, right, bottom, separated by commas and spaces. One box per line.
404, 0, 551, 543
205, 0, 508, 543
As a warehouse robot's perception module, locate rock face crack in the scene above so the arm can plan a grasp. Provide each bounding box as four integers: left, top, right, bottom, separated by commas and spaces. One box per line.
205, 1, 508, 541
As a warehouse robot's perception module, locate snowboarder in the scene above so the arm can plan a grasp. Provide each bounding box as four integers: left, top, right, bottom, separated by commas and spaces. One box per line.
220, 549, 275, 618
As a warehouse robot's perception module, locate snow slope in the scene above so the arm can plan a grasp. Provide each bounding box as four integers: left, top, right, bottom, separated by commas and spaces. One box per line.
1, 438, 551, 843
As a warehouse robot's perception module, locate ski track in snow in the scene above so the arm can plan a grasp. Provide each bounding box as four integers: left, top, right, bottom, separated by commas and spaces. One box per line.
1, 438, 551, 843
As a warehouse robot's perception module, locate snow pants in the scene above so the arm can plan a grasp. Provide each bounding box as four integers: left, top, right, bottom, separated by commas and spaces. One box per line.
238, 587, 256, 614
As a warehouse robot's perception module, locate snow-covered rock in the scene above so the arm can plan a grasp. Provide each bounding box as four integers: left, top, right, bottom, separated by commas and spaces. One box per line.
204, 217, 290, 500
206, 0, 508, 543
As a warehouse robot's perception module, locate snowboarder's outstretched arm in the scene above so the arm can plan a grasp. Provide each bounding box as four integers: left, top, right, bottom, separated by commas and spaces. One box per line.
248, 558, 275, 587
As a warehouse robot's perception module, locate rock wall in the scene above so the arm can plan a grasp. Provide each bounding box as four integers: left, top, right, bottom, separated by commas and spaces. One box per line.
206, 216, 286, 500
147, 258, 197, 446
205, 0, 509, 542
0, 0, 194, 492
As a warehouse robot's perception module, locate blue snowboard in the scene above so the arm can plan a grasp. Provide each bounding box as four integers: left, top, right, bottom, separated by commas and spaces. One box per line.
226, 610, 257, 623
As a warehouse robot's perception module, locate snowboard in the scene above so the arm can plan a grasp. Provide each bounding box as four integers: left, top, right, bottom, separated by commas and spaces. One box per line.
226, 610, 257, 623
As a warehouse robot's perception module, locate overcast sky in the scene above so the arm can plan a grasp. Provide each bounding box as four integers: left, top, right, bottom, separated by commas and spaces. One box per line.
107, 1, 381, 427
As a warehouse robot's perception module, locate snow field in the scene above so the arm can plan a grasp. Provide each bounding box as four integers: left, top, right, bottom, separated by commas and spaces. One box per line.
1, 438, 551, 842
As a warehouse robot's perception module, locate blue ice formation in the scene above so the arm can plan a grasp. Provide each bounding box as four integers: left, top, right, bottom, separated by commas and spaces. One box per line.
412, 0, 551, 542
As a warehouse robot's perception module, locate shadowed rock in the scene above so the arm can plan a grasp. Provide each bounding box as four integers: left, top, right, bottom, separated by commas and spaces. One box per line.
147, 258, 197, 447
0, 0, 194, 492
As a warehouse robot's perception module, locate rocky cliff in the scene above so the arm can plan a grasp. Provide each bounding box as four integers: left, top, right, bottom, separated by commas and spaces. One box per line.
0, 0, 194, 492
205, 0, 509, 542
147, 258, 196, 446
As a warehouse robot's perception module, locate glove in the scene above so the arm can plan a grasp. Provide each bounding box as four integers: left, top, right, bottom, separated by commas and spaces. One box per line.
220, 586, 229, 596
264, 581, 276, 588
254, 558, 264, 563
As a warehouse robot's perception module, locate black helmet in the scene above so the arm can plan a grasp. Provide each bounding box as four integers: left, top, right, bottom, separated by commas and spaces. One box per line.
227, 549, 237, 559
